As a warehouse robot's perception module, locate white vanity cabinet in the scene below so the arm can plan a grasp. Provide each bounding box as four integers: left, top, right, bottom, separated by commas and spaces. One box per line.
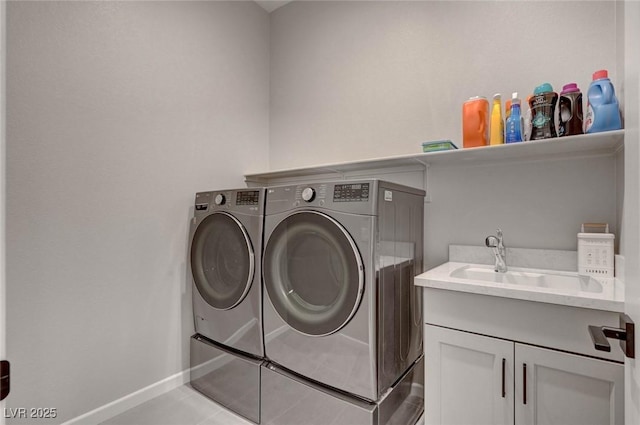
425, 325, 514, 425
515, 343, 623, 425
422, 288, 625, 425
425, 324, 624, 425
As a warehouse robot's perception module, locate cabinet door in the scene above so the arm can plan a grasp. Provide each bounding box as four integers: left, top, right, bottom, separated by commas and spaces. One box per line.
515, 343, 624, 425
425, 325, 514, 425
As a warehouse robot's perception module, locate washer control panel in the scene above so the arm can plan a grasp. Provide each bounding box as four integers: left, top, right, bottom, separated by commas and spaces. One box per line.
333, 183, 370, 202
236, 190, 260, 206
194, 189, 264, 216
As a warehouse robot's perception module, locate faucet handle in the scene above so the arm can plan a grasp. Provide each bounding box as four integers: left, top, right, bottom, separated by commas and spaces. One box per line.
496, 228, 503, 238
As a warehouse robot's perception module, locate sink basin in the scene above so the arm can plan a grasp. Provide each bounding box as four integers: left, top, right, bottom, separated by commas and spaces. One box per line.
450, 265, 603, 293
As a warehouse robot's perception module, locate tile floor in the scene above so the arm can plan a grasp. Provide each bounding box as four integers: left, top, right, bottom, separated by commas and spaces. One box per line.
99, 384, 252, 425
98, 383, 425, 425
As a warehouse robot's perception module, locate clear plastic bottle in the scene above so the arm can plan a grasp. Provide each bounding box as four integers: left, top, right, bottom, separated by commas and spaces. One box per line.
505, 92, 523, 143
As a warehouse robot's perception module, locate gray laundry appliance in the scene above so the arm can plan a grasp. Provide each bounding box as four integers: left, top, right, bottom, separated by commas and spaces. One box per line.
261, 356, 424, 425
189, 188, 265, 423
190, 188, 265, 357
262, 179, 424, 410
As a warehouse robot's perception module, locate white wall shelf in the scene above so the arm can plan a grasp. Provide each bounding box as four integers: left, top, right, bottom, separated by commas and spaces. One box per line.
244, 130, 624, 185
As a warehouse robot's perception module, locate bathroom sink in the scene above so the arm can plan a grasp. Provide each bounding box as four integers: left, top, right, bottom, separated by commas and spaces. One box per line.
450, 265, 603, 293
416, 261, 623, 313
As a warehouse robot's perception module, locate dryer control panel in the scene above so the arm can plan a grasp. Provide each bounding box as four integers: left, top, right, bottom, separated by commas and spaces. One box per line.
265, 180, 382, 215
333, 183, 370, 202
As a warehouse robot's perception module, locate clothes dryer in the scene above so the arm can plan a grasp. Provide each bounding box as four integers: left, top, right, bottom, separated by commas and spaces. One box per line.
262, 180, 424, 402
189, 188, 265, 357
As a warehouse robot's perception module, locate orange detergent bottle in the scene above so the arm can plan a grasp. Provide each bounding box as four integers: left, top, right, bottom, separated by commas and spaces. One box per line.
462, 96, 489, 148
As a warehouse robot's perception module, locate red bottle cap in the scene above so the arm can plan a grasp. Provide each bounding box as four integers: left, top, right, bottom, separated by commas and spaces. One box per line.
593, 70, 608, 80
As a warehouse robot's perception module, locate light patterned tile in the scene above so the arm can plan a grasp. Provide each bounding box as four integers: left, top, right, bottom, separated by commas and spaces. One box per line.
197, 408, 254, 425
100, 385, 222, 425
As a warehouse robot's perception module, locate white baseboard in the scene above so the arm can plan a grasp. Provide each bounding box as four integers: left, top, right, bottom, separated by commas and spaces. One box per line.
61, 369, 190, 425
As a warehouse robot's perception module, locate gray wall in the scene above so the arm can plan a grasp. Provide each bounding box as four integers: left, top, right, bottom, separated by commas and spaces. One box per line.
425, 156, 617, 269
270, 1, 618, 169
6, 1, 269, 423
270, 1, 620, 269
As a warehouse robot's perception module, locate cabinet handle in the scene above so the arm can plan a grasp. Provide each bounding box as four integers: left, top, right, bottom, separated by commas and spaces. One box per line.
523, 363, 527, 405
501, 358, 506, 398
588, 314, 635, 359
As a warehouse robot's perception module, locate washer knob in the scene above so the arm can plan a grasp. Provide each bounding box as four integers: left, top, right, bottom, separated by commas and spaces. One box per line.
214, 194, 226, 205
301, 187, 316, 202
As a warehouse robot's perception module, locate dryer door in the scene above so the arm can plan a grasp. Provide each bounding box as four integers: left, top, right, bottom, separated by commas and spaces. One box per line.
263, 211, 364, 336
190, 212, 254, 310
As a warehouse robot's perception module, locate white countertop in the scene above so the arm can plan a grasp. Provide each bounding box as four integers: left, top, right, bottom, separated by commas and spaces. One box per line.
415, 261, 625, 313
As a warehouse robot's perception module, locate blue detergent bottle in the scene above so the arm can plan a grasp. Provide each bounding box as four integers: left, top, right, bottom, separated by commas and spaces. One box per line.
585, 69, 622, 133
505, 92, 523, 143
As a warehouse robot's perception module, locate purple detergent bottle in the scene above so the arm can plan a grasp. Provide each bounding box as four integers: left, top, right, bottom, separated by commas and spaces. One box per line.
559, 83, 584, 137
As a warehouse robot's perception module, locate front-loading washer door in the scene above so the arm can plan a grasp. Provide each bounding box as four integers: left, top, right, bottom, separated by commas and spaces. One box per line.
263, 211, 364, 337
191, 212, 254, 310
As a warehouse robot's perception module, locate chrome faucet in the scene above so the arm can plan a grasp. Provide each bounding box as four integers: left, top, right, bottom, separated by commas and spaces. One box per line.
485, 229, 507, 273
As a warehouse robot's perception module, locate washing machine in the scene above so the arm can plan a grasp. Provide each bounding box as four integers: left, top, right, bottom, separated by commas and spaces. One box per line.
189, 188, 265, 423
189, 188, 265, 357
262, 179, 424, 403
